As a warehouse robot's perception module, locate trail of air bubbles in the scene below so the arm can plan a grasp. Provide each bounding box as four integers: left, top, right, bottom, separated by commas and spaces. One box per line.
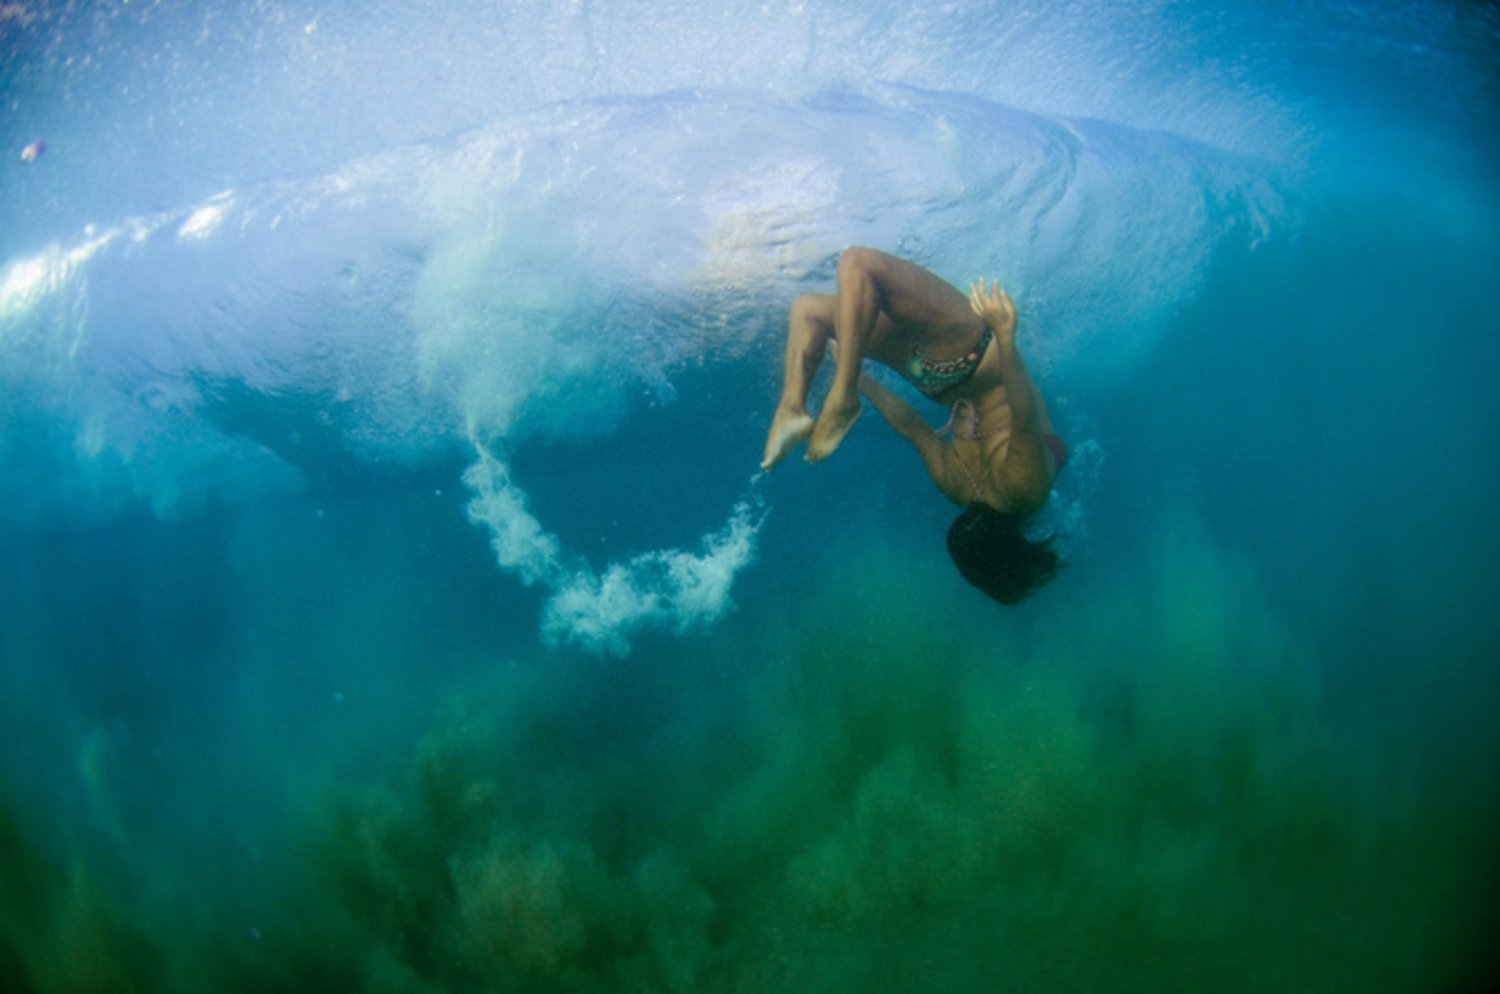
464, 440, 767, 655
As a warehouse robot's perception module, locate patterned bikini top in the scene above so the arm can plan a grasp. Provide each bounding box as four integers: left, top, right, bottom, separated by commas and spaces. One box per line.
907, 326, 993, 399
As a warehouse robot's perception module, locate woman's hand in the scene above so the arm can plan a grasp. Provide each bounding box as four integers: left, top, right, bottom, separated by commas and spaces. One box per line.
968, 279, 1016, 346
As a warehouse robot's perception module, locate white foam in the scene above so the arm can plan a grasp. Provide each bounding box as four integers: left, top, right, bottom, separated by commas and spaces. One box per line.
177, 192, 235, 241
464, 441, 764, 656
461, 450, 564, 588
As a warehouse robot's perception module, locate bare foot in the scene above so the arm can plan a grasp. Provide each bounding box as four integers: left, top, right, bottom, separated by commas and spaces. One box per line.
761, 407, 815, 470
805, 394, 862, 462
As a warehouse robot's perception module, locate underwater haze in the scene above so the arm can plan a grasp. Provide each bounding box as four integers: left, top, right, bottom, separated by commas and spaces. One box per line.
3, 1, 1499, 991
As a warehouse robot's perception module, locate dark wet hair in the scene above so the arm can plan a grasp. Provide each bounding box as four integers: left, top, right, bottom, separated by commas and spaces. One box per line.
946, 503, 1061, 605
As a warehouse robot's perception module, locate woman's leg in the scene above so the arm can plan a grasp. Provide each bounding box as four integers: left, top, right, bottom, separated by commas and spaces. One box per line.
761, 293, 835, 470
806, 247, 977, 461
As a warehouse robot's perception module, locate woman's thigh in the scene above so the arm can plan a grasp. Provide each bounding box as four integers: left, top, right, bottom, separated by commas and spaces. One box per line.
842, 248, 985, 363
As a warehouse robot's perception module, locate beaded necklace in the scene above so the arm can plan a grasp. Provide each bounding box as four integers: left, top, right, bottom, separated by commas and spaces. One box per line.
939, 397, 1011, 502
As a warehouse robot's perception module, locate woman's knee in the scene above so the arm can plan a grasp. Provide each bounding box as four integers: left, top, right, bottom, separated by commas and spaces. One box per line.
790, 293, 834, 327
837, 246, 882, 282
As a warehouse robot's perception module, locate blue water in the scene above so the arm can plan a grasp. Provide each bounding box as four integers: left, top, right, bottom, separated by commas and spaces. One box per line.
3, 3, 1498, 991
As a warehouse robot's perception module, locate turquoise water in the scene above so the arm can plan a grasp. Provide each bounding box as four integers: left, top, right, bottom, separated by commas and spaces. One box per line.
3, 3, 1498, 991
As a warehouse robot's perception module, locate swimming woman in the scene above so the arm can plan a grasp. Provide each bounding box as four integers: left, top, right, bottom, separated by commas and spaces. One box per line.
761, 247, 1067, 603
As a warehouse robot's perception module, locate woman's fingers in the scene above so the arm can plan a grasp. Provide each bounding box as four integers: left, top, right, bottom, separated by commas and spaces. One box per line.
969, 278, 1012, 320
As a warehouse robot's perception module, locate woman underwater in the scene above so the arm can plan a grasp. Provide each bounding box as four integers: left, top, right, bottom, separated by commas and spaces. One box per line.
761, 247, 1067, 604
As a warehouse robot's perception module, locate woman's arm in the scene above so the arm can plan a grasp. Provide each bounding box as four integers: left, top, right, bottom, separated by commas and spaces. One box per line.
859, 372, 928, 441
969, 280, 1052, 511
859, 373, 970, 505
968, 281, 1039, 431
